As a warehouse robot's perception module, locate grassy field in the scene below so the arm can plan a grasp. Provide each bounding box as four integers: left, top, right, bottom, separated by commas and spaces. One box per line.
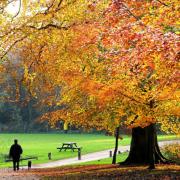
0, 133, 178, 168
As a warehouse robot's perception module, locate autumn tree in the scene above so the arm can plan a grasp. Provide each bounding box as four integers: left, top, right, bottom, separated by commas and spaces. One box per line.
74, 0, 179, 168
40, 0, 179, 168
28, 0, 179, 169
0, 0, 179, 169
71, 0, 179, 168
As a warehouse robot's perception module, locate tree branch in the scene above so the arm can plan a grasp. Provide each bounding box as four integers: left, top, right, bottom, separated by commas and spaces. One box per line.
57, 0, 64, 8
0, 35, 27, 60
122, 3, 140, 21
28, 44, 46, 70
156, 0, 168, 6
118, 91, 144, 105
0, 0, 15, 11
44, 0, 56, 14
27, 23, 70, 30
11, 0, 21, 19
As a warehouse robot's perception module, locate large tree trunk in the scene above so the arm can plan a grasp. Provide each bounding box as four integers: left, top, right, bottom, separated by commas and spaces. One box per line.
120, 124, 170, 168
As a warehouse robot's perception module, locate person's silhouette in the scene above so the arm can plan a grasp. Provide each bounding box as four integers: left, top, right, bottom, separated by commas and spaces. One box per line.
9, 139, 23, 171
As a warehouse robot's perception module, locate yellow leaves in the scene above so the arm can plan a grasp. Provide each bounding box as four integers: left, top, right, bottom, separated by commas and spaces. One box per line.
63, 121, 68, 130
22, 0, 27, 17
117, 108, 125, 117
157, 115, 180, 135
23, 64, 37, 97
141, 0, 179, 32
163, 143, 180, 160
23, 65, 36, 82
125, 112, 156, 129
157, 85, 179, 101
23, 64, 28, 80
1, 0, 179, 134
0, 64, 5, 73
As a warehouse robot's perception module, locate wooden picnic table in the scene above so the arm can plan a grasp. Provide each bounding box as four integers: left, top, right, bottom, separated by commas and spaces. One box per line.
57, 142, 81, 152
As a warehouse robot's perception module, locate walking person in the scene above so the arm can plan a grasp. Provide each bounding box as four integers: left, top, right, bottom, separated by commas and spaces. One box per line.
9, 139, 23, 171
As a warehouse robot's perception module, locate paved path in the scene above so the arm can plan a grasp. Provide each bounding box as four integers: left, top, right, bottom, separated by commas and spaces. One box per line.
31, 140, 180, 169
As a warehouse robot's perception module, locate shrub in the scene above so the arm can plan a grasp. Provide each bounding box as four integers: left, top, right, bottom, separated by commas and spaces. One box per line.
162, 143, 180, 164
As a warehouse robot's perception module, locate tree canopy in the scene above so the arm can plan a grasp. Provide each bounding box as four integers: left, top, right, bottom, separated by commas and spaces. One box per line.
0, 0, 179, 134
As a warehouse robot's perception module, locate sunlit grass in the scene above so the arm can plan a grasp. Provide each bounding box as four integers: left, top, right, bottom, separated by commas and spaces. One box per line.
0, 133, 178, 168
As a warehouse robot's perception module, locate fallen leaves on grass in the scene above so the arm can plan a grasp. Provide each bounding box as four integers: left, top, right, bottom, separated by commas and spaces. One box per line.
0, 164, 180, 180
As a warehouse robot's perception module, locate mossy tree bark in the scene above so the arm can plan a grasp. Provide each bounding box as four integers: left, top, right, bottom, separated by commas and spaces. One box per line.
120, 124, 170, 169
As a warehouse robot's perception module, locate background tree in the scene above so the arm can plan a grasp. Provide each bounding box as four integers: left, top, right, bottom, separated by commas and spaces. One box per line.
0, 0, 110, 131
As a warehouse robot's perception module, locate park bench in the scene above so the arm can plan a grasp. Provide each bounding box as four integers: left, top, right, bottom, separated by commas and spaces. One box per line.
4, 156, 38, 169
4, 156, 38, 162
57, 142, 82, 152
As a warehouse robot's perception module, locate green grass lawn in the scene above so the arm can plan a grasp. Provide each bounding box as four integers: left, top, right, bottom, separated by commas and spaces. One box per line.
0, 133, 178, 168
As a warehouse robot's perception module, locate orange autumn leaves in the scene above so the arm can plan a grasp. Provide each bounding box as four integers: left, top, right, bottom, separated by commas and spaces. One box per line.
40, 1, 179, 134
62, 0, 180, 133
1, 1, 179, 134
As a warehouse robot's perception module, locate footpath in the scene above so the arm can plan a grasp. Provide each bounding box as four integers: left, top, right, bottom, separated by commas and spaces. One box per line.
31, 140, 180, 168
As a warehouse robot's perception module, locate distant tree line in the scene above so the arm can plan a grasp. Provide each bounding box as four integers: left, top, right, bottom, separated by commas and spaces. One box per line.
0, 59, 59, 133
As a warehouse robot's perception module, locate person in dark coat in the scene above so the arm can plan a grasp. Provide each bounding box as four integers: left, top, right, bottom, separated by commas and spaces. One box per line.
9, 139, 23, 171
